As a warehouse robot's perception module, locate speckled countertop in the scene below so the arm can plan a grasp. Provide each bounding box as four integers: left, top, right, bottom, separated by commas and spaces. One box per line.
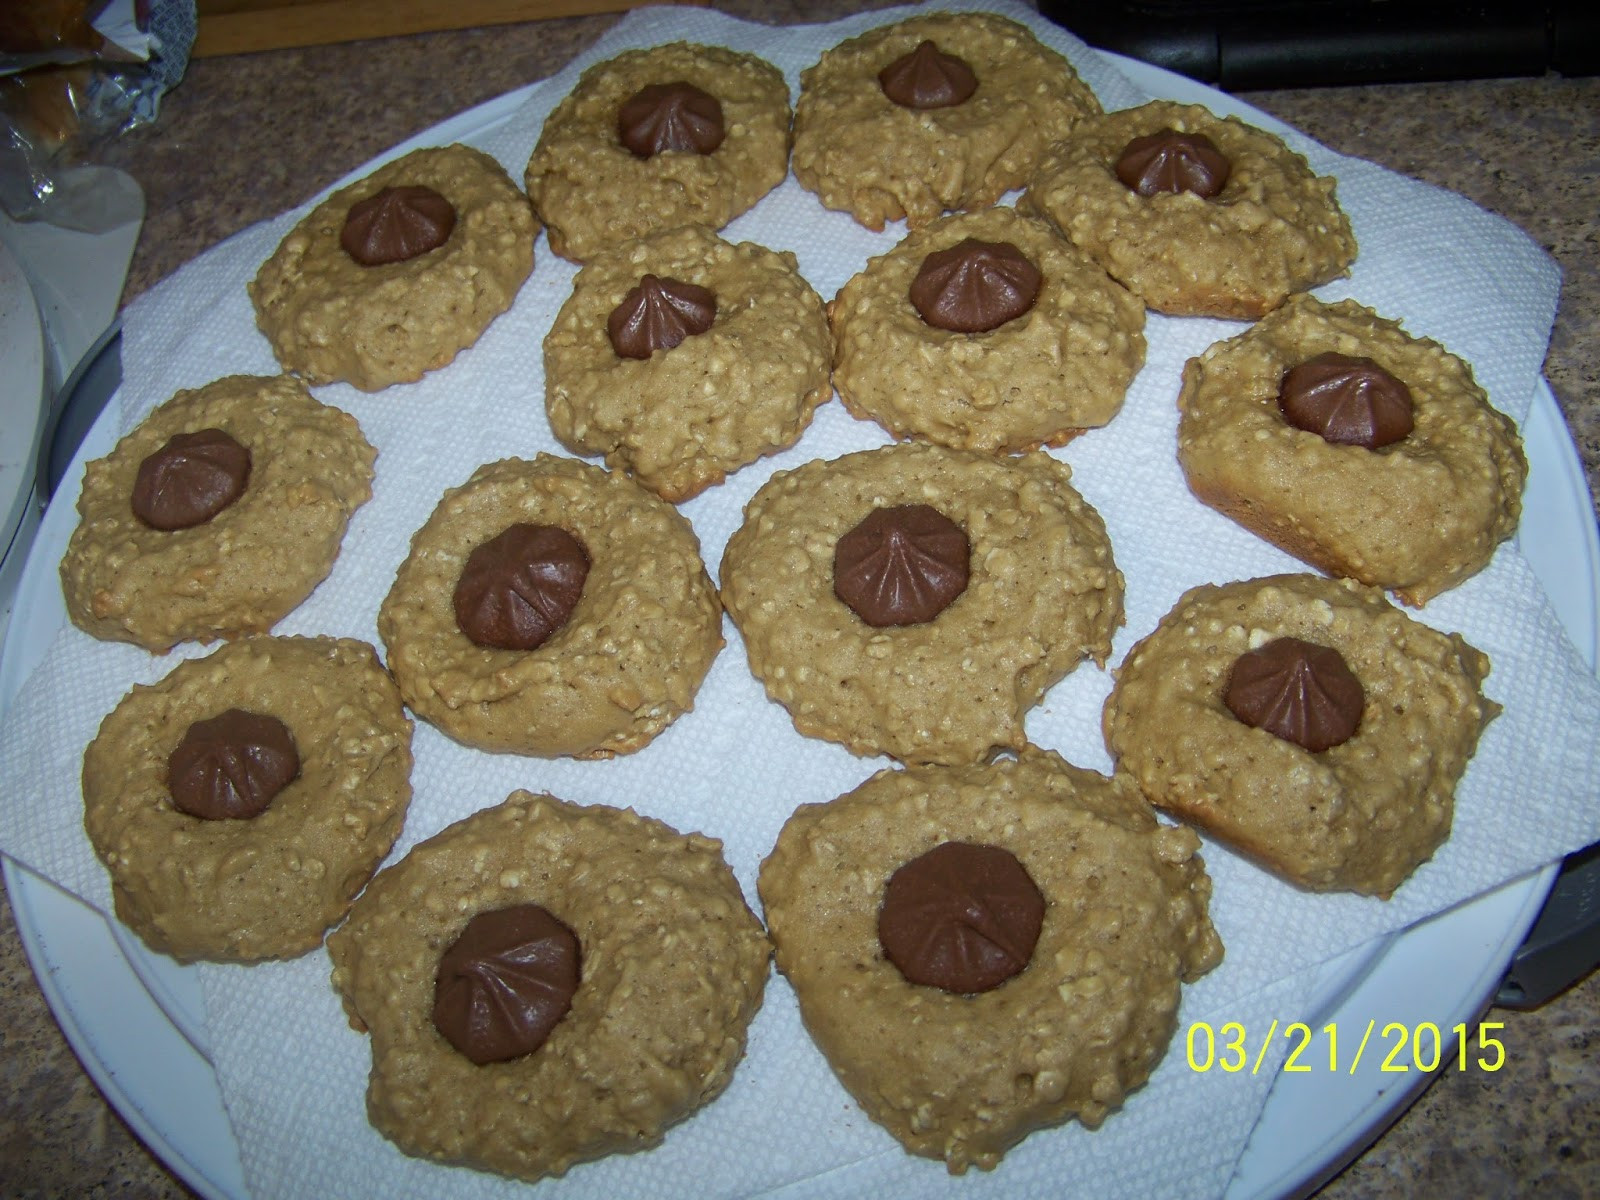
1, 3, 1596, 1197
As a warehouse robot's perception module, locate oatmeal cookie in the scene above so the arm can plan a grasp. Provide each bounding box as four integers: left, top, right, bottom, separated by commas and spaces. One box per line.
250, 143, 536, 391
378, 454, 722, 757
1177, 295, 1527, 605
829, 206, 1145, 451
759, 748, 1222, 1172
60, 374, 375, 653
792, 12, 1100, 231
525, 43, 790, 262
82, 635, 413, 963
327, 791, 769, 1183
1104, 574, 1498, 897
719, 442, 1123, 765
543, 224, 832, 501
1021, 100, 1356, 317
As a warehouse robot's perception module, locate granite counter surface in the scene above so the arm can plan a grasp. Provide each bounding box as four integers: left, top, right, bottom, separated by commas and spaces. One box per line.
2, 3, 1596, 1197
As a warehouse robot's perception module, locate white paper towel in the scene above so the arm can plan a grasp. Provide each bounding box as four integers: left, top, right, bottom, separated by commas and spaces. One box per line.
1, 3, 1596, 1198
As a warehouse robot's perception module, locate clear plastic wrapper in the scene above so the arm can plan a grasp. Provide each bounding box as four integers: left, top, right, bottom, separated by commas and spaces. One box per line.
0, 0, 195, 230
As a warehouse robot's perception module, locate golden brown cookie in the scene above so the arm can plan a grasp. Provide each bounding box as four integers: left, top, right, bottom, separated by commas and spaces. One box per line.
1104, 574, 1499, 897
328, 791, 769, 1183
543, 224, 832, 501
1176, 295, 1527, 605
759, 748, 1222, 1172
829, 206, 1145, 451
719, 442, 1123, 765
378, 454, 722, 758
60, 374, 375, 653
250, 143, 536, 391
792, 12, 1101, 231
1021, 101, 1356, 317
525, 43, 790, 263
82, 635, 413, 963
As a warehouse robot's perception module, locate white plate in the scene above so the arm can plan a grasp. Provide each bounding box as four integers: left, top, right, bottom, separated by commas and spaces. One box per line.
3, 52, 1596, 1200
0, 234, 47, 639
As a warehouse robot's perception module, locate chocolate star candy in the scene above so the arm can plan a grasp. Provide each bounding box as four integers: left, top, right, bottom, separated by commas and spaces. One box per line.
833, 503, 970, 627
909, 238, 1042, 334
1278, 352, 1416, 449
1114, 129, 1232, 198
878, 841, 1046, 994
453, 524, 590, 651
433, 904, 582, 1065
340, 185, 457, 266
131, 428, 251, 531
617, 81, 725, 157
607, 274, 717, 359
878, 39, 978, 109
1224, 636, 1365, 752
166, 708, 300, 820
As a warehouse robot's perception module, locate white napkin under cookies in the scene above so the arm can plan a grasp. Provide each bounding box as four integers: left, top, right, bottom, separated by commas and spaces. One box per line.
1, 3, 1597, 1198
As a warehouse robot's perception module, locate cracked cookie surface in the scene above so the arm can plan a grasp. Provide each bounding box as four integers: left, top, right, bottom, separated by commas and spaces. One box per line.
60, 374, 375, 652
250, 143, 536, 391
719, 442, 1123, 765
525, 42, 790, 263
328, 791, 769, 1183
378, 454, 722, 757
1176, 295, 1527, 605
1104, 574, 1498, 897
1022, 101, 1355, 317
82, 635, 413, 962
759, 748, 1221, 1172
793, 12, 1100, 231
544, 224, 832, 501
830, 206, 1144, 451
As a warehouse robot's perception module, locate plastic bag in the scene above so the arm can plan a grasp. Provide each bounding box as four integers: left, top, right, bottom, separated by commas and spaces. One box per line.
0, 0, 196, 230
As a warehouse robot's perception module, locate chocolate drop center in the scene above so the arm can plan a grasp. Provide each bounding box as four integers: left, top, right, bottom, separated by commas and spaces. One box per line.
166, 708, 300, 820
453, 524, 590, 651
878, 841, 1046, 994
433, 904, 581, 1065
833, 503, 970, 626
1224, 635, 1365, 752
131, 428, 252, 531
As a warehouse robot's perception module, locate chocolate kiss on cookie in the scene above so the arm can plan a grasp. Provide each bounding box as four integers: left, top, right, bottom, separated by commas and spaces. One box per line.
607, 274, 717, 359
433, 904, 581, 1065
132, 428, 251, 531
834, 503, 970, 626
341, 185, 457, 266
1114, 130, 1231, 198
1278, 352, 1415, 449
910, 239, 1042, 333
453, 524, 590, 651
878, 40, 978, 109
878, 841, 1045, 994
167, 708, 300, 820
1224, 636, 1364, 752
617, 81, 725, 157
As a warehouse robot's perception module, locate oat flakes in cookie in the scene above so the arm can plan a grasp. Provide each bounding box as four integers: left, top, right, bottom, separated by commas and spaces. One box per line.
759, 748, 1222, 1172
82, 636, 413, 963
328, 791, 769, 1183
830, 205, 1145, 451
250, 143, 536, 392
792, 11, 1101, 231
525, 42, 790, 263
60, 374, 375, 653
544, 224, 832, 501
1177, 294, 1527, 605
1104, 574, 1499, 897
720, 442, 1123, 765
1022, 100, 1356, 317
378, 454, 722, 757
